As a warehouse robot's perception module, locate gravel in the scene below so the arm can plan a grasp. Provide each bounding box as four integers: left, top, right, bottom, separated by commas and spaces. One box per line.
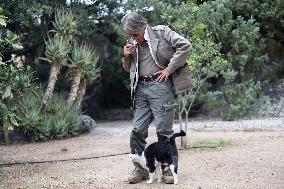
0, 118, 284, 189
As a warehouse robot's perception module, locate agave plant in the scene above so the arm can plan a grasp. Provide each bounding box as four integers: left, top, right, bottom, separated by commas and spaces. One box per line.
44, 93, 82, 139
40, 36, 70, 110
52, 9, 77, 37
40, 8, 78, 110
75, 53, 100, 105
16, 89, 44, 139
67, 43, 99, 105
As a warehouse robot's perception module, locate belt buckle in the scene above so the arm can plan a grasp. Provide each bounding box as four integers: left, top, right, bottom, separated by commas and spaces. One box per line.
144, 76, 148, 82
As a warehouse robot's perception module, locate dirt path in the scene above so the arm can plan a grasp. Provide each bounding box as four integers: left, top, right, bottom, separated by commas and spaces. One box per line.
0, 118, 284, 189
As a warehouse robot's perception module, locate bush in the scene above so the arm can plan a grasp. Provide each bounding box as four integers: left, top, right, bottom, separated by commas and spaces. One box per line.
46, 94, 82, 139
17, 91, 82, 141
16, 87, 44, 139
207, 80, 262, 120
160, 0, 271, 120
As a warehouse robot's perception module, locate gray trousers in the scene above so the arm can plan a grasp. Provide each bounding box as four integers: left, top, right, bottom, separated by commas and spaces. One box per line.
130, 79, 176, 155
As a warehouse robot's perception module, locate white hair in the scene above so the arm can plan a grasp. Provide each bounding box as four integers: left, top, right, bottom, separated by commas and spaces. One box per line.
121, 12, 147, 35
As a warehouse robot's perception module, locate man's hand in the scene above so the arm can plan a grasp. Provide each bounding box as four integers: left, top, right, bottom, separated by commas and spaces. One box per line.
123, 44, 135, 58
155, 69, 170, 82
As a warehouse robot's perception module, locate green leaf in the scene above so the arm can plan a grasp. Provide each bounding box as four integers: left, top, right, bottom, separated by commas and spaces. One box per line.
6, 33, 17, 43
0, 18, 6, 27
12, 43, 23, 50
0, 101, 7, 111
9, 115, 19, 126
3, 86, 13, 99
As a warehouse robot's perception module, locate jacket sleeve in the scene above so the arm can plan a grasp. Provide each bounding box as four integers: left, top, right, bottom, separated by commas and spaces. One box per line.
160, 26, 192, 74
122, 56, 132, 73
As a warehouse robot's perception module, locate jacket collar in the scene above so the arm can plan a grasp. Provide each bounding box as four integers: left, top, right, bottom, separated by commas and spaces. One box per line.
144, 25, 159, 54
143, 25, 164, 68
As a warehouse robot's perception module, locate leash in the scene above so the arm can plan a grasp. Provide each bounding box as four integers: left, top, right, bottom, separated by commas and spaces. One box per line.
0, 146, 216, 167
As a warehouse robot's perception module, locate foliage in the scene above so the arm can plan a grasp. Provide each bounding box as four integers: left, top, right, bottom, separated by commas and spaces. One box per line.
44, 94, 82, 139
41, 36, 71, 65
228, 0, 284, 44
160, 0, 273, 120
0, 6, 33, 144
52, 9, 78, 37
41, 8, 77, 66
69, 43, 97, 69
40, 8, 79, 109
207, 80, 262, 121
17, 91, 82, 141
1, 0, 284, 120
16, 88, 45, 139
0, 7, 84, 143
0, 63, 36, 144
0, 0, 64, 50
0, 7, 23, 57
191, 139, 232, 148
76, 47, 101, 85
66, 42, 100, 105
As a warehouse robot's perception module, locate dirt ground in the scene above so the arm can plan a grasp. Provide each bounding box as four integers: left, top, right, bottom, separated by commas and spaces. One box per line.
0, 118, 284, 189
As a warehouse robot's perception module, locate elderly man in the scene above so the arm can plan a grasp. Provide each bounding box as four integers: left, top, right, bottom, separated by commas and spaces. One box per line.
121, 12, 192, 184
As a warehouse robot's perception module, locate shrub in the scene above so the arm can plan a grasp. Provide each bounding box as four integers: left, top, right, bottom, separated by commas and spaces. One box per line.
17, 91, 82, 141
161, 0, 269, 120
46, 94, 82, 139
207, 80, 262, 120
16, 87, 44, 139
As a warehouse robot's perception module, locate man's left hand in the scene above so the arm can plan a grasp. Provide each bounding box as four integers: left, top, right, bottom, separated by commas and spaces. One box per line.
155, 69, 170, 82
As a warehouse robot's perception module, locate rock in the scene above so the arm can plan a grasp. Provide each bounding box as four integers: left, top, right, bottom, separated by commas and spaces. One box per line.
60, 147, 68, 153
80, 115, 96, 133
251, 79, 284, 117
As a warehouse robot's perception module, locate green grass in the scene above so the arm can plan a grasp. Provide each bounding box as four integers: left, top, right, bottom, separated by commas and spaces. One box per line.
191, 139, 232, 148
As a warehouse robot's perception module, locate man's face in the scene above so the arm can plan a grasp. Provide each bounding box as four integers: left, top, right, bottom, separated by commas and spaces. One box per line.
129, 28, 145, 43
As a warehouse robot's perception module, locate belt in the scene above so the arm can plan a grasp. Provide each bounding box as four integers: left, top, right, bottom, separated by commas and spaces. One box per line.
138, 74, 159, 82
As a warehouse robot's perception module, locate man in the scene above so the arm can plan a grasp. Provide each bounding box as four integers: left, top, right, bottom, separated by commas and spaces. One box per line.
121, 12, 192, 184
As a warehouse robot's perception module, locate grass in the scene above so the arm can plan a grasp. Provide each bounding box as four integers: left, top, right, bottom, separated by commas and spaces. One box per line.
191, 139, 232, 148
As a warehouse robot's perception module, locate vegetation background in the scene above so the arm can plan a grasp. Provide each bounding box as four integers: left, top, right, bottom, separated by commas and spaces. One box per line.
0, 0, 283, 141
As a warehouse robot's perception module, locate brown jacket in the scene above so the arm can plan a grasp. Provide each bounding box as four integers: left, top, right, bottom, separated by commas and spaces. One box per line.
123, 25, 192, 99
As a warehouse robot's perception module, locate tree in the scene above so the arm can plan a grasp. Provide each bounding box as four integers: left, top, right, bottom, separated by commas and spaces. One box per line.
177, 22, 235, 147
160, 0, 270, 122
67, 43, 99, 105
40, 9, 77, 110
75, 53, 100, 105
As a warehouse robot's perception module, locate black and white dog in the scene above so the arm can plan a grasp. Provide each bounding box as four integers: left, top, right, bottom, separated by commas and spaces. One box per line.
129, 130, 186, 184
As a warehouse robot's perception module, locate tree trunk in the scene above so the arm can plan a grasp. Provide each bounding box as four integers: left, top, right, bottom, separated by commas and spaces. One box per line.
179, 106, 184, 149
3, 116, 9, 145
67, 69, 83, 105
41, 63, 62, 110
75, 79, 88, 105
184, 114, 188, 148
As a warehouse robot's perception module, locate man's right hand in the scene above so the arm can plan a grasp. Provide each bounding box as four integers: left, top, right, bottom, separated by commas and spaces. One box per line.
124, 44, 135, 58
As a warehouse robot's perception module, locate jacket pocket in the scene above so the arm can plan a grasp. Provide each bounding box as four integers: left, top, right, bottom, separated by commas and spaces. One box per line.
162, 101, 177, 128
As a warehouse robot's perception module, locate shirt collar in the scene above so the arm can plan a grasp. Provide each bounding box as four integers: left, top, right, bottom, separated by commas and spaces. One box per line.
144, 26, 150, 42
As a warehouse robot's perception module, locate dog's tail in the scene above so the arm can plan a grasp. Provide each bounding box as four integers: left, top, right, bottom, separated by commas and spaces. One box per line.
173, 130, 186, 138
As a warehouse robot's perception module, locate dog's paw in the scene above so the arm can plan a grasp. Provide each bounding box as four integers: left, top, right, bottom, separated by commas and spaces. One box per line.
157, 179, 162, 183
174, 181, 178, 185
146, 180, 153, 184
164, 166, 169, 171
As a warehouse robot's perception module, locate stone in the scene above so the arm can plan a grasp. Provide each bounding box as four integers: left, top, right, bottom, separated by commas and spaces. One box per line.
81, 115, 96, 133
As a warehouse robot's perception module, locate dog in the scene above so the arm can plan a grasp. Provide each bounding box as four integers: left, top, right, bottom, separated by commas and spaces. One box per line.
129, 130, 186, 184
